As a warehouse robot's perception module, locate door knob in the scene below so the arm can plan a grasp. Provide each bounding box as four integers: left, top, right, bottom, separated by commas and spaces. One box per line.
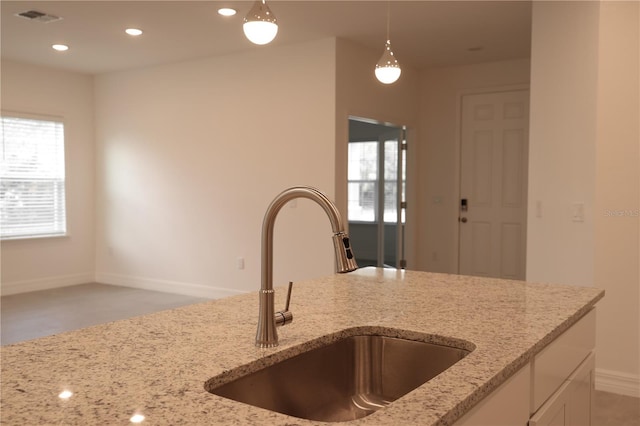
459, 217, 468, 223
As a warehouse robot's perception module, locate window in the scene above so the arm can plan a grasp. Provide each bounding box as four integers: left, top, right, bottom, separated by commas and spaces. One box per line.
347, 139, 406, 223
348, 141, 378, 222
1, 114, 67, 239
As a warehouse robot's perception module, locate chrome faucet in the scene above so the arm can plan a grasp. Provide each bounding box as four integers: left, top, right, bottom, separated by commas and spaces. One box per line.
256, 186, 358, 348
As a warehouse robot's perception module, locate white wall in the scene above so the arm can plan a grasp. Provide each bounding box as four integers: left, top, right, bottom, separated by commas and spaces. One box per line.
94, 39, 338, 297
527, 1, 599, 287
334, 39, 420, 267
416, 59, 531, 273
529, 1, 639, 397
0, 61, 95, 294
594, 1, 639, 396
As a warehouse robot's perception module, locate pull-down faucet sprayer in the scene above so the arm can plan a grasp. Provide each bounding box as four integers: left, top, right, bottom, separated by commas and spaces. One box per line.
256, 186, 358, 348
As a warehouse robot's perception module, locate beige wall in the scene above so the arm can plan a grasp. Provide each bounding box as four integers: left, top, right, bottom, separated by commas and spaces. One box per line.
529, 1, 639, 396
594, 1, 640, 394
0, 61, 95, 294
416, 59, 531, 272
94, 39, 338, 297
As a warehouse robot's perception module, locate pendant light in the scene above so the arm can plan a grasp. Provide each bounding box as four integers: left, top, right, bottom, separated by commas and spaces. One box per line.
375, 2, 401, 84
243, 0, 278, 45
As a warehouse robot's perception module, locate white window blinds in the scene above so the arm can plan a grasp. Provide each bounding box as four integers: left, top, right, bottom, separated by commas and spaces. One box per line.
1, 114, 67, 239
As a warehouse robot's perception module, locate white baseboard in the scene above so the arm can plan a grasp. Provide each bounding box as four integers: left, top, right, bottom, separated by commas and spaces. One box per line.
596, 368, 640, 398
94, 272, 246, 300
0, 272, 95, 296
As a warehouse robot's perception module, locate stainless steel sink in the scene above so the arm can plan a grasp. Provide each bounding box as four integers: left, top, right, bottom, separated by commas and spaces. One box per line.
205, 333, 472, 422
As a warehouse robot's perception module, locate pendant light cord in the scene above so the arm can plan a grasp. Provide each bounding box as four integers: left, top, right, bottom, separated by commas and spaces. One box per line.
386, 1, 391, 41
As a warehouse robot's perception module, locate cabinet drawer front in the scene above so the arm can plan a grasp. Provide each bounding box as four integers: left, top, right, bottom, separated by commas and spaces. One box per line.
532, 309, 596, 412
529, 352, 594, 426
455, 364, 531, 426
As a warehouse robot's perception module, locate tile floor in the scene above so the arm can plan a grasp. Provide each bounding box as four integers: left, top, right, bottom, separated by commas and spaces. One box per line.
1, 283, 638, 425
593, 390, 640, 426
1, 283, 208, 345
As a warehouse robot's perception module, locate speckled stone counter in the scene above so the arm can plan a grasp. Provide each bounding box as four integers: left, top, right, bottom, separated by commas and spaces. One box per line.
1, 269, 604, 425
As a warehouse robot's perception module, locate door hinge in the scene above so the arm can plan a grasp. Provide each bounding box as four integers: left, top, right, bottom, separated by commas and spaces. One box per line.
401, 142, 408, 151
401, 201, 407, 209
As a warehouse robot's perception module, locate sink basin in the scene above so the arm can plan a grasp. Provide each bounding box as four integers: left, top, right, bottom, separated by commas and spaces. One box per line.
205, 330, 472, 422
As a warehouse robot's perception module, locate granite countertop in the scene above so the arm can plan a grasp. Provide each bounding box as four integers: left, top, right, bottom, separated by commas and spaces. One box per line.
1, 268, 604, 425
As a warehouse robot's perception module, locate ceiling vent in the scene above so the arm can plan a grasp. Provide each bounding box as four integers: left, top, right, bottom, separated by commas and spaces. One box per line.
15, 10, 63, 23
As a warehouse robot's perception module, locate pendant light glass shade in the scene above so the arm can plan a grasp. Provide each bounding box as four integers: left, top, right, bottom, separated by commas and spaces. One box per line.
243, 0, 278, 45
375, 40, 402, 84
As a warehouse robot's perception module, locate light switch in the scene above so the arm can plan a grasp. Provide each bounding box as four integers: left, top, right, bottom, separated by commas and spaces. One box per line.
571, 203, 585, 222
536, 201, 543, 218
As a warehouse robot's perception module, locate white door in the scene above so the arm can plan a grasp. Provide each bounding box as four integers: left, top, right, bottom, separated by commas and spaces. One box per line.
458, 90, 529, 279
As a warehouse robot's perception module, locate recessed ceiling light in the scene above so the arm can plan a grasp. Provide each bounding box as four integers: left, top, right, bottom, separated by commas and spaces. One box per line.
125, 28, 143, 36
130, 414, 145, 423
58, 390, 73, 399
52, 44, 69, 51
218, 8, 237, 17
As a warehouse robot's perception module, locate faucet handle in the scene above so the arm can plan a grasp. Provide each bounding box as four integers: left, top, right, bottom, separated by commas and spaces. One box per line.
275, 282, 293, 327
284, 281, 293, 311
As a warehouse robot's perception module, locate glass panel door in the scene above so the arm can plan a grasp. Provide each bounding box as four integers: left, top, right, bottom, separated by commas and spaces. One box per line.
347, 118, 406, 269
381, 132, 406, 268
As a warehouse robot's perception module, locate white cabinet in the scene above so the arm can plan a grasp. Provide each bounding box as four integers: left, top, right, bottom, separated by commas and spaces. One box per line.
455, 309, 596, 426
529, 352, 594, 426
455, 364, 531, 425
529, 308, 596, 426
531, 309, 596, 412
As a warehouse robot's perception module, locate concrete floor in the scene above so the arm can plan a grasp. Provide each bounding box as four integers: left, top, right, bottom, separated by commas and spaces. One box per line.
1, 283, 638, 425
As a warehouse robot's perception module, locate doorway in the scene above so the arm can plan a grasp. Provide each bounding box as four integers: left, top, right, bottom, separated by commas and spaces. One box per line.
458, 90, 530, 279
347, 117, 406, 269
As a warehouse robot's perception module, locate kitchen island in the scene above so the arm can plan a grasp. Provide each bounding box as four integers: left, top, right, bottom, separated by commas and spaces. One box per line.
1, 268, 603, 425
